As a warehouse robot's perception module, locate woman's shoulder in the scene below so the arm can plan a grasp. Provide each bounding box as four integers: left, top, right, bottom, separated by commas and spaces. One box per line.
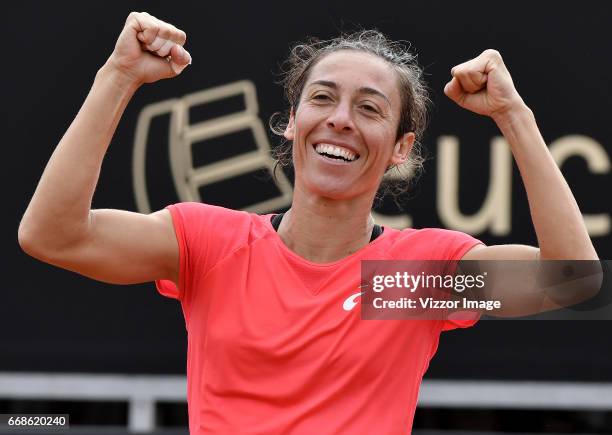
384, 226, 482, 260
389, 225, 476, 240
165, 202, 272, 240
168, 201, 250, 218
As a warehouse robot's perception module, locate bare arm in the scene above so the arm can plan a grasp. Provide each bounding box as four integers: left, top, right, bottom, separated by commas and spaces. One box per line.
18, 12, 192, 286
463, 104, 597, 262
444, 50, 600, 317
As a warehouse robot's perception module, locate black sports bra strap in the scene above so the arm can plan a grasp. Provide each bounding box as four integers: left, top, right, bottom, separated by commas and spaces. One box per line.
369, 222, 383, 242
271, 212, 285, 231
270, 213, 383, 241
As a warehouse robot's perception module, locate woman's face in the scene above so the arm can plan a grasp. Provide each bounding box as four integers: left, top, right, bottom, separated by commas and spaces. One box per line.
284, 50, 415, 201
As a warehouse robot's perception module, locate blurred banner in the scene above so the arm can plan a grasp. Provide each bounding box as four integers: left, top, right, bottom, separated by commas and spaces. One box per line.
3, 1, 611, 380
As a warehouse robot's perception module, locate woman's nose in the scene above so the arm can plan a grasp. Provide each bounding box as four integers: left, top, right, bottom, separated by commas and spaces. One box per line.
326, 102, 354, 132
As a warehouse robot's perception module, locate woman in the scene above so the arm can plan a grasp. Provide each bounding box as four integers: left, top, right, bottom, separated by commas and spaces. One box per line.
18, 12, 597, 434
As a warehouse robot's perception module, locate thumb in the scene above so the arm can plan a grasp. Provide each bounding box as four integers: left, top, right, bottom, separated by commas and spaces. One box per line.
444, 77, 465, 104
168, 44, 192, 75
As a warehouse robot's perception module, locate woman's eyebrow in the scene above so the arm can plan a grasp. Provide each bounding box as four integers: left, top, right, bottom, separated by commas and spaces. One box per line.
359, 87, 391, 107
309, 80, 391, 106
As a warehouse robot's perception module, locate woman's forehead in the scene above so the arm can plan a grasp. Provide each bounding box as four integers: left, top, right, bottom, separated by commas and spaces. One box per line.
305, 51, 400, 104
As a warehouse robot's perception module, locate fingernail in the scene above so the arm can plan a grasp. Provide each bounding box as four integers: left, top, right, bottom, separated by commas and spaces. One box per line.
171, 62, 188, 75
178, 46, 191, 65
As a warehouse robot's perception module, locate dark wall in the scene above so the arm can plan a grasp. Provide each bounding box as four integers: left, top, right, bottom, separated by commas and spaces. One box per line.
3, 1, 611, 380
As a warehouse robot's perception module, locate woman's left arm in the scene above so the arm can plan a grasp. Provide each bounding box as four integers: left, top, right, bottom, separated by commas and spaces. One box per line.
444, 49, 598, 261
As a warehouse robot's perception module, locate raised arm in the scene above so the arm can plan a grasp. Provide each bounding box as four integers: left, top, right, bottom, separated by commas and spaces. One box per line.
443, 49, 600, 316
444, 49, 598, 262
18, 12, 192, 286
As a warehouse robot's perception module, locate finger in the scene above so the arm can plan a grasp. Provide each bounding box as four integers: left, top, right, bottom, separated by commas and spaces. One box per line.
132, 13, 160, 46
145, 35, 165, 52
480, 49, 504, 72
172, 44, 192, 65
443, 77, 465, 104
451, 62, 488, 93
132, 13, 187, 55
149, 17, 186, 46
168, 44, 192, 75
168, 25, 187, 45
147, 33, 187, 57
461, 69, 487, 93
156, 38, 175, 57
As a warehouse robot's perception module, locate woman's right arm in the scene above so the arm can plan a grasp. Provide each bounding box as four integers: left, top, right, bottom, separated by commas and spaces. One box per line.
18, 12, 192, 286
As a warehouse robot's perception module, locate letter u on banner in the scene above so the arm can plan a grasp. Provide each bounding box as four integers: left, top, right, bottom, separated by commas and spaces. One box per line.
437, 135, 512, 236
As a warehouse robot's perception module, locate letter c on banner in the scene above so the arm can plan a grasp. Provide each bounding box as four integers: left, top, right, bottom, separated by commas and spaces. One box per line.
549, 135, 611, 237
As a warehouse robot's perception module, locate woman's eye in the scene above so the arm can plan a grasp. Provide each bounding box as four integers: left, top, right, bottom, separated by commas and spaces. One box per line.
362, 104, 379, 113
313, 94, 330, 101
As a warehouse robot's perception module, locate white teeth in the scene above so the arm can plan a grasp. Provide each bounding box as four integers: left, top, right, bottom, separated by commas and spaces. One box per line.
314, 143, 357, 161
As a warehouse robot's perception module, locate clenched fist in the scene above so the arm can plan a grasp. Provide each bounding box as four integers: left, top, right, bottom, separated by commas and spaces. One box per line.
444, 49, 525, 120
106, 12, 192, 86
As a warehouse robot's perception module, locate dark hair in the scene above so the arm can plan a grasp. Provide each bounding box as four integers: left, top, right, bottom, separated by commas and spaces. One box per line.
269, 29, 431, 203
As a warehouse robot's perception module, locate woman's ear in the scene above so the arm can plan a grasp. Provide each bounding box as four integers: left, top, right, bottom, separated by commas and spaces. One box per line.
389, 132, 415, 165
283, 108, 295, 141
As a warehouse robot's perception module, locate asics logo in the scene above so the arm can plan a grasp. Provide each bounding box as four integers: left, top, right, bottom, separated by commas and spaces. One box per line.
343, 291, 365, 311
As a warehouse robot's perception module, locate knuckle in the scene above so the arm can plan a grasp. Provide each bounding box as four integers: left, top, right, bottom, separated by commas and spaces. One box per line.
126, 11, 139, 23
174, 28, 187, 44
484, 48, 501, 59
157, 26, 171, 39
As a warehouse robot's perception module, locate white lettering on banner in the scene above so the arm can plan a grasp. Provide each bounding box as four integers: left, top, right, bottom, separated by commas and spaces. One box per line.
437, 135, 513, 236
434, 135, 610, 237
549, 135, 611, 237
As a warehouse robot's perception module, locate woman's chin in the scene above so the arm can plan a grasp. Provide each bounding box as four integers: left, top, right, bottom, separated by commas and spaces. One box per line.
302, 177, 361, 201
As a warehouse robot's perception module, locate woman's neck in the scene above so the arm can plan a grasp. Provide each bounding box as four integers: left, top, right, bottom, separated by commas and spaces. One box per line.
277, 184, 376, 263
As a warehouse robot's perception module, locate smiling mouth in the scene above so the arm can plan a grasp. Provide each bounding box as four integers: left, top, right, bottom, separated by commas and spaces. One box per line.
313, 143, 360, 162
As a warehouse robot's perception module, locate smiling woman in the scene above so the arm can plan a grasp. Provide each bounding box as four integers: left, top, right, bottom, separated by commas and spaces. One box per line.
18, 12, 598, 435
271, 30, 430, 201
